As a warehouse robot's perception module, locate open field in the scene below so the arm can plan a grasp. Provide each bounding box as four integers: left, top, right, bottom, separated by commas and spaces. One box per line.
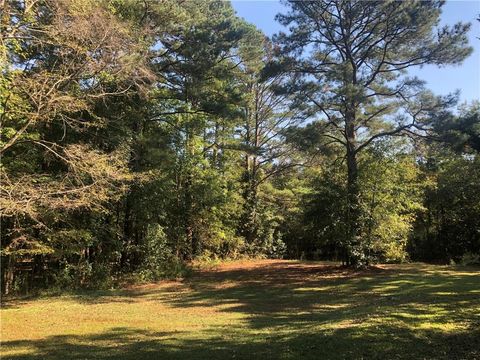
1, 260, 479, 360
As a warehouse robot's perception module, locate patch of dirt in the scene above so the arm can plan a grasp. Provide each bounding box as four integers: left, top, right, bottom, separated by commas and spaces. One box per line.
125, 280, 185, 291
191, 260, 390, 287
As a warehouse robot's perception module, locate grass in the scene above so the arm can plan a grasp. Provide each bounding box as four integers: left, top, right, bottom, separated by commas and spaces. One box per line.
1, 260, 479, 359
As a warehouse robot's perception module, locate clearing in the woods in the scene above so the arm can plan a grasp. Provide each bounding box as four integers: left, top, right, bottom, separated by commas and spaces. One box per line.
1, 260, 479, 360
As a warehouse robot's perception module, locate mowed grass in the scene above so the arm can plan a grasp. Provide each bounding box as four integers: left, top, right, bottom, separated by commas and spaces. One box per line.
1, 260, 479, 360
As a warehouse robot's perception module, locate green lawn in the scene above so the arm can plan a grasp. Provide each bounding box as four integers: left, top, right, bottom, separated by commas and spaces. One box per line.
1, 260, 479, 359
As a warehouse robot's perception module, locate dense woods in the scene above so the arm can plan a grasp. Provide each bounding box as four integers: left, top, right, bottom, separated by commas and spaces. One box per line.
1, 0, 479, 294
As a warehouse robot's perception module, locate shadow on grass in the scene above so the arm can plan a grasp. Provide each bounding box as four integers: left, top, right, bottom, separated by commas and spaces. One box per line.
2, 323, 479, 360
2, 261, 479, 359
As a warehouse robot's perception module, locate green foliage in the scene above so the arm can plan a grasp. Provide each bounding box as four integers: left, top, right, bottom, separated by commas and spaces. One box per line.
359, 145, 423, 263
410, 151, 480, 263
274, 0, 472, 265
299, 139, 423, 264
1, 0, 477, 294
433, 102, 480, 153
459, 252, 480, 266
135, 224, 190, 281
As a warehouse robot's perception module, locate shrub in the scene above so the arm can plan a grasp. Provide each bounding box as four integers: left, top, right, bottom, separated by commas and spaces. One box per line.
460, 252, 480, 266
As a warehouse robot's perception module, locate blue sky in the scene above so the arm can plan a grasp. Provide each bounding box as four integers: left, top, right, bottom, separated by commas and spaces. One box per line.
232, 0, 480, 104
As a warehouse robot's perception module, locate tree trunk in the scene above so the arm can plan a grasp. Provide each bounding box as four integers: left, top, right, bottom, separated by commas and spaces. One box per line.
241, 174, 258, 244
241, 89, 260, 244
121, 113, 144, 269
184, 121, 197, 260
345, 111, 361, 266
121, 191, 133, 268
3, 255, 15, 295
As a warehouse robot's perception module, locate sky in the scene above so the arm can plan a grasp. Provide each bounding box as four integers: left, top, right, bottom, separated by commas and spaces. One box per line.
232, 0, 480, 104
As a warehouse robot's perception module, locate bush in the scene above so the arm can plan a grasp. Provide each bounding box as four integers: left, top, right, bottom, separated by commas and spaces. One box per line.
136, 224, 190, 281
460, 252, 480, 266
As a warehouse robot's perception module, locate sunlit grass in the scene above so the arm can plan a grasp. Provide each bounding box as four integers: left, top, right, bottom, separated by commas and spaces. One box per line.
1, 260, 479, 359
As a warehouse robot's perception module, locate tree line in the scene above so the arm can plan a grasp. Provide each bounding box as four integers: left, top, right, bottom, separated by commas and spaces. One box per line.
1, 0, 479, 294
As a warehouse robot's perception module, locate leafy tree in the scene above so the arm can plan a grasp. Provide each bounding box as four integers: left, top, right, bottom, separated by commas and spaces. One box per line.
0, 0, 149, 293
432, 102, 480, 153
1, 0, 478, 294
410, 150, 480, 263
235, 29, 302, 248
121, 1, 255, 262
274, 0, 472, 265
299, 139, 422, 264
